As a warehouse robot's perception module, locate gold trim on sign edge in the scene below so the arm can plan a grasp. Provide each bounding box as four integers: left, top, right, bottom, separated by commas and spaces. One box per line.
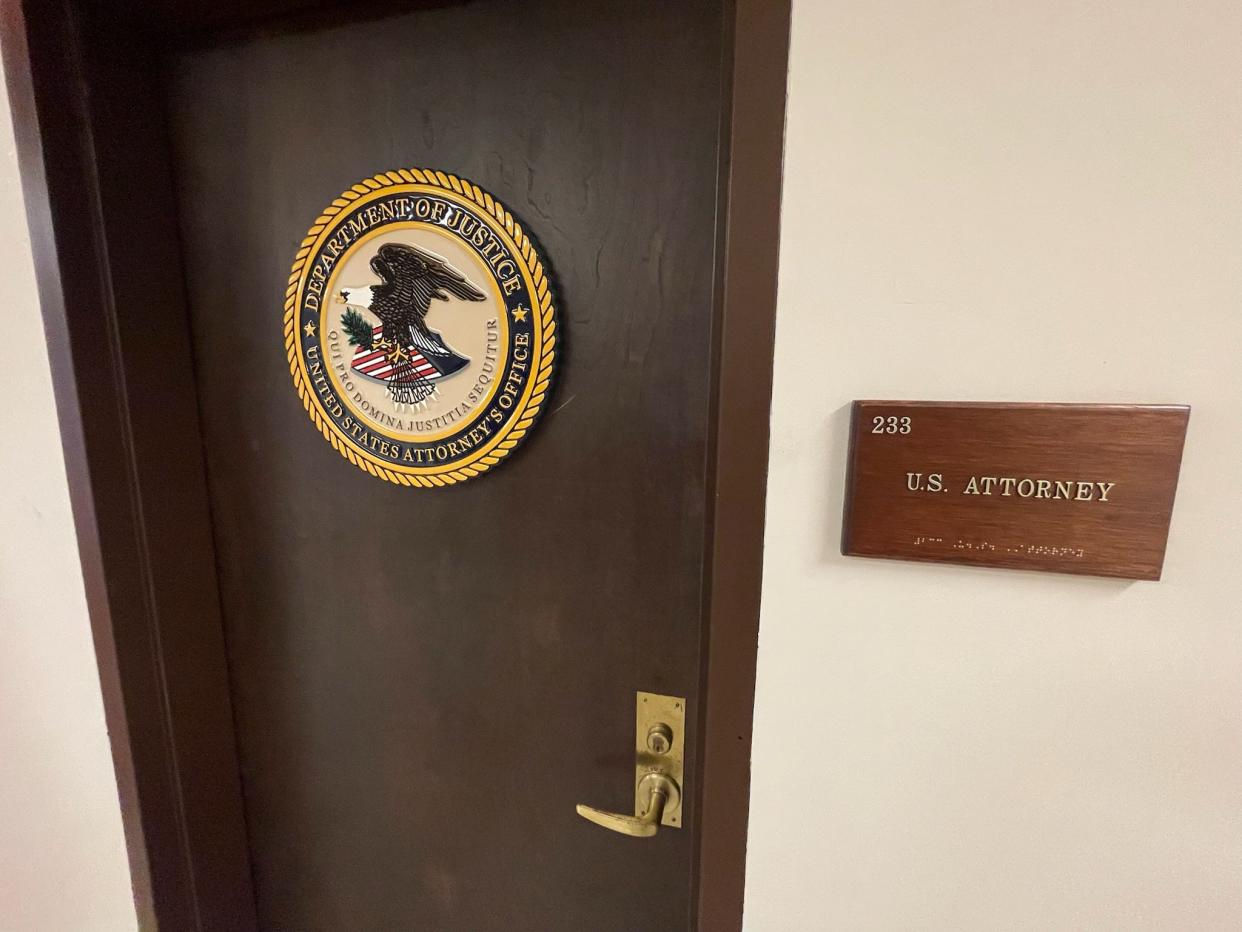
284, 169, 557, 488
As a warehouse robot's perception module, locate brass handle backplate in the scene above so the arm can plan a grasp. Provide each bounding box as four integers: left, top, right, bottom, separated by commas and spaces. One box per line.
575, 691, 686, 838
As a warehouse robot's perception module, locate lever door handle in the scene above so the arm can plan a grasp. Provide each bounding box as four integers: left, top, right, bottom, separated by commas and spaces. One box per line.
575, 692, 687, 838
576, 772, 681, 838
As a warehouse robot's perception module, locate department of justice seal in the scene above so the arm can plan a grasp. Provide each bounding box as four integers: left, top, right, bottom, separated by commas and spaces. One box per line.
285, 169, 557, 486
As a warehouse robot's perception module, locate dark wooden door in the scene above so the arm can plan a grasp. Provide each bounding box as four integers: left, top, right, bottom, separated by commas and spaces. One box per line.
166, 2, 722, 929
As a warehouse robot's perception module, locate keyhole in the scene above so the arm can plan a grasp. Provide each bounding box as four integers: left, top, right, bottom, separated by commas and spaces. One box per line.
646, 722, 673, 755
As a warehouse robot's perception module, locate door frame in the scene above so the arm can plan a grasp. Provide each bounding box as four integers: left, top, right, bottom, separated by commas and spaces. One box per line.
0, 1, 790, 928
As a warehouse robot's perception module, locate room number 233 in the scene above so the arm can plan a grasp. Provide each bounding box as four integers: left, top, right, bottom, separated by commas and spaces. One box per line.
871, 415, 912, 435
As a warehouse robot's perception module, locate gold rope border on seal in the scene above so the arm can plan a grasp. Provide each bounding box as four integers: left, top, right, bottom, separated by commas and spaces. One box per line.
283, 169, 557, 488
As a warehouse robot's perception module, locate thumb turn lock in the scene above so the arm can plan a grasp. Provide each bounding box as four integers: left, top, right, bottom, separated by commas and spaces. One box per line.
575, 691, 686, 838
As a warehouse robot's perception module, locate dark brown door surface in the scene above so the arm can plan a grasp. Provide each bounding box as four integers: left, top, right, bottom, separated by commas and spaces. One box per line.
167, 2, 721, 929
4, 0, 786, 926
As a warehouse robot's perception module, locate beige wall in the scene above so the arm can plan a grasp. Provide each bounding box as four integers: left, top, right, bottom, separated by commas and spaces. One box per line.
745, 1, 1242, 929
0, 73, 137, 930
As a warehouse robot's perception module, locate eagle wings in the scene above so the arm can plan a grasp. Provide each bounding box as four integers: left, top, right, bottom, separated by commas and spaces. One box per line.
368, 242, 485, 359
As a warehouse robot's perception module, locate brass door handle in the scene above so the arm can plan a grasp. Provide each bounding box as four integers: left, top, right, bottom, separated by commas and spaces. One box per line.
576, 772, 682, 838
575, 692, 687, 838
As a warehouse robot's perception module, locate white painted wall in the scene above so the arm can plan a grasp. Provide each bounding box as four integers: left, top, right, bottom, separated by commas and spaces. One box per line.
745, 2, 1242, 930
0, 72, 137, 931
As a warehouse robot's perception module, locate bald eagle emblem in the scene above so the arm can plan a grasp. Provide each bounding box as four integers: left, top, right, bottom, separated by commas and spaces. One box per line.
288, 168, 559, 487
337, 242, 486, 407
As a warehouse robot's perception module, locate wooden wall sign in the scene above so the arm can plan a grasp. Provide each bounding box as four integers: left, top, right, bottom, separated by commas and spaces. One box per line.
842, 402, 1190, 580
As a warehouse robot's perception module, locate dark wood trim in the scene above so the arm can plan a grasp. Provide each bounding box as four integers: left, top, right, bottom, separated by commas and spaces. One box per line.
0, 1, 257, 928
695, 1, 791, 929
3, 0, 790, 928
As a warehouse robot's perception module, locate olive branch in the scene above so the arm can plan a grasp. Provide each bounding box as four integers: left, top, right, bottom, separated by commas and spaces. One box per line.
340, 308, 374, 350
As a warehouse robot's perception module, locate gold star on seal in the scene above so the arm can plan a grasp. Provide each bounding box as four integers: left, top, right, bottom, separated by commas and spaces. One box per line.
511, 305, 529, 323
303, 320, 317, 337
